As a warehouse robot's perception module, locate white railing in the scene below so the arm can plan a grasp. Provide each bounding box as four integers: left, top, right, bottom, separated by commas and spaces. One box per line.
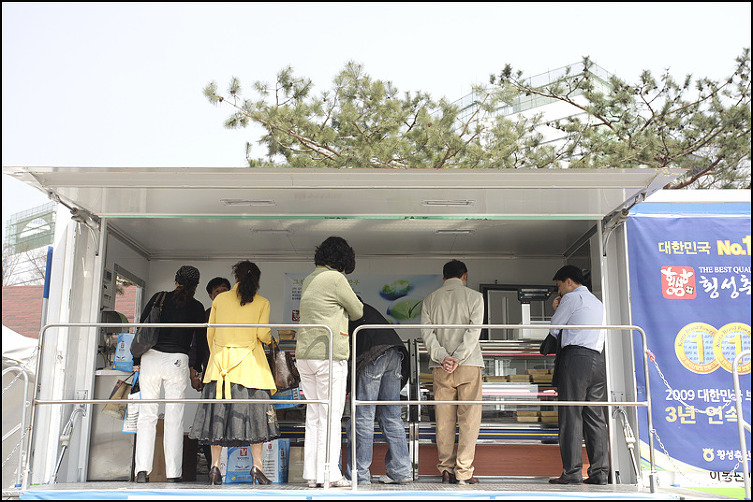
349, 323, 659, 493
2, 365, 31, 490
24, 322, 336, 491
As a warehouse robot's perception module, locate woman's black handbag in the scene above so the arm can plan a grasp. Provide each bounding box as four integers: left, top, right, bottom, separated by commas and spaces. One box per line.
130, 291, 168, 358
267, 338, 301, 390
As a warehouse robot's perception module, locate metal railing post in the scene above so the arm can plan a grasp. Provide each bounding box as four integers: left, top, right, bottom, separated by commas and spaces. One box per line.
23, 322, 333, 491
349, 323, 657, 493
732, 350, 751, 500
636, 327, 657, 493
2, 366, 31, 489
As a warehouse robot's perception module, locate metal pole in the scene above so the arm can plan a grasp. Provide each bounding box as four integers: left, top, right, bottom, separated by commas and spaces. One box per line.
637, 327, 657, 493
2, 366, 30, 489
350, 326, 359, 491
732, 350, 751, 500
348, 323, 655, 492
23, 322, 331, 491
25, 321, 657, 492
323, 326, 334, 489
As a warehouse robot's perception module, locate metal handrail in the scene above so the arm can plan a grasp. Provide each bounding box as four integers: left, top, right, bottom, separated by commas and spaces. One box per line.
2, 366, 31, 489
24, 322, 336, 491
349, 323, 658, 493
732, 350, 751, 500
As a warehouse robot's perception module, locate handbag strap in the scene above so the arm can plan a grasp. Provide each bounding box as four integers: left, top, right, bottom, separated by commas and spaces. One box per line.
156, 291, 168, 309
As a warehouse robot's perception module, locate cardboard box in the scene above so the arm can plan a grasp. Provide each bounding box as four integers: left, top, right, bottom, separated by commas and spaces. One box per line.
220, 439, 291, 484
277, 330, 296, 340
506, 375, 532, 382
525, 368, 549, 375
220, 446, 254, 483
484, 376, 507, 382
262, 439, 290, 483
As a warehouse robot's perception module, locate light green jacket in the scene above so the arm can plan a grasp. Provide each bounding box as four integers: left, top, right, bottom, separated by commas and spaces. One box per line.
296, 266, 363, 361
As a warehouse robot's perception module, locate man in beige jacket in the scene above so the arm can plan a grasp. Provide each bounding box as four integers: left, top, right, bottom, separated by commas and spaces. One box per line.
421, 259, 484, 485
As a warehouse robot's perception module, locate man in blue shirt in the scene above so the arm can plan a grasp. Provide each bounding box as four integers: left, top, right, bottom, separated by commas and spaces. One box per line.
547, 265, 609, 485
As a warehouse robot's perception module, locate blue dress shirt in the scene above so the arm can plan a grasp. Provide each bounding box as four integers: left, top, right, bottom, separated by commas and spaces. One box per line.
549, 285, 606, 352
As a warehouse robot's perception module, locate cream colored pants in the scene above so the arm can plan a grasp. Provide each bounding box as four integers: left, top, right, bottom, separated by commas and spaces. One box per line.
134, 350, 189, 478
298, 358, 348, 484
433, 365, 482, 481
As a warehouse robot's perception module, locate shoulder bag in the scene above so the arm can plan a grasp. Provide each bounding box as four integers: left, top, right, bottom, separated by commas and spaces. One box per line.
130, 291, 168, 358
267, 338, 301, 390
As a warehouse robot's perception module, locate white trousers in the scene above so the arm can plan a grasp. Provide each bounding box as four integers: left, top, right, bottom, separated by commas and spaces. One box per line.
134, 350, 189, 478
298, 359, 348, 484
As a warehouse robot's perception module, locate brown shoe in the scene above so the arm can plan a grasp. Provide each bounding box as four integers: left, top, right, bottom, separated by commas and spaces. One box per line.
441, 470, 457, 484
457, 476, 479, 485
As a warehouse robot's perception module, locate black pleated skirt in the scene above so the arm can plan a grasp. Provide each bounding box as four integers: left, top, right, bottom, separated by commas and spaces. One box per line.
189, 381, 280, 447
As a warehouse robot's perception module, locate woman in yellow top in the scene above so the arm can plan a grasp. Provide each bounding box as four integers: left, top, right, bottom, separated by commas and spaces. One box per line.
189, 261, 279, 485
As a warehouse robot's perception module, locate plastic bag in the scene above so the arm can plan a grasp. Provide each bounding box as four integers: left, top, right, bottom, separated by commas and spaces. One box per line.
122, 373, 141, 434
112, 332, 135, 371
102, 371, 134, 419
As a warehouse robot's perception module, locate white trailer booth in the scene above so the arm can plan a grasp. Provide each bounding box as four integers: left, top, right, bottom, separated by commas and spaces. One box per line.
3, 165, 683, 487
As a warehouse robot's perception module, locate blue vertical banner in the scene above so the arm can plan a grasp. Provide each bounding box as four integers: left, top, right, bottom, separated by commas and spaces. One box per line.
627, 211, 751, 472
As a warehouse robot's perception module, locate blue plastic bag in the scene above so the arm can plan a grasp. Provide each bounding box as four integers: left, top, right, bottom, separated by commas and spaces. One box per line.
112, 332, 135, 371
271, 386, 301, 409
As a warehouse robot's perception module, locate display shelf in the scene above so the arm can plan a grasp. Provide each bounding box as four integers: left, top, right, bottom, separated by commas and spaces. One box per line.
413, 339, 557, 429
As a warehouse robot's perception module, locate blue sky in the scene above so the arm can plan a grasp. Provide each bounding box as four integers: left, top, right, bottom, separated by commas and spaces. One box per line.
3, 2, 751, 239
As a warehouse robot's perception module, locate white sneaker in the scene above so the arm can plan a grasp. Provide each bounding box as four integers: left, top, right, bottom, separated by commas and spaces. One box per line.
307, 480, 321, 488
379, 474, 412, 484
330, 477, 352, 487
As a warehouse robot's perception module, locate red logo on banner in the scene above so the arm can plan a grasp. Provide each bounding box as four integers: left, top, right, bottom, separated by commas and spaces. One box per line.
661, 266, 696, 299
292, 310, 300, 322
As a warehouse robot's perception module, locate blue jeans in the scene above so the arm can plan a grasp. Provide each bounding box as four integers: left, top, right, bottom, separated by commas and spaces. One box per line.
346, 347, 411, 482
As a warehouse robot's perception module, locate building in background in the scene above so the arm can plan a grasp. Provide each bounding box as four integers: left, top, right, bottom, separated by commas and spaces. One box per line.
451, 61, 613, 161
3, 202, 56, 286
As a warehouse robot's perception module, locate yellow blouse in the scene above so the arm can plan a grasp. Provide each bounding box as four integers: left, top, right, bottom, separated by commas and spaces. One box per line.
203, 284, 276, 399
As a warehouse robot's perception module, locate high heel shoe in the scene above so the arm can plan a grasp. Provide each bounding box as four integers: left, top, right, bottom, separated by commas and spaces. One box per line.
250, 466, 271, 485
208, 466, 222, 485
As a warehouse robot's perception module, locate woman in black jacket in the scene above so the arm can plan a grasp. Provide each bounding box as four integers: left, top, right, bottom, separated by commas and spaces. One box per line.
133, 265, 206, 483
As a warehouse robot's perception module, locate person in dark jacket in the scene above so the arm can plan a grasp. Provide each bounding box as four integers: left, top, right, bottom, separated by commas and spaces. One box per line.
188, 276, 231, 475
189, 277, 231, 392
133, 265, 206, 483
345, 297, 411, 485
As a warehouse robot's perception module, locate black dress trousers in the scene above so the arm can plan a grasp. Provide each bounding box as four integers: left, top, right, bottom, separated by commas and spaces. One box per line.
556, 345, 609, 479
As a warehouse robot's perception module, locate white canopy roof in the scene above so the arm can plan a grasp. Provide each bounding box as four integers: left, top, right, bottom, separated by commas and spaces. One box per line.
3, 166, 684, 259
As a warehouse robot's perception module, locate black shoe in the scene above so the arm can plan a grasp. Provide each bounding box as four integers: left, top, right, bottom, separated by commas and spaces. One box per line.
209, 466, 222, 485
135, 471, 148, 483
584, 474, 608, 485
548, 475, 583, 484
166, 477, 182, 483
441, 470, 457, 484
251, 466, 271, 485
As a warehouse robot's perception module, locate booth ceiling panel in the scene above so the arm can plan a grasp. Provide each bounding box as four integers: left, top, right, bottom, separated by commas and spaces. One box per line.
3, 166, 684, 259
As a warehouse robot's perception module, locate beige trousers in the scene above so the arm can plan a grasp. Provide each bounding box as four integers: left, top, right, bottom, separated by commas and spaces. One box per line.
433, 366, 482, 480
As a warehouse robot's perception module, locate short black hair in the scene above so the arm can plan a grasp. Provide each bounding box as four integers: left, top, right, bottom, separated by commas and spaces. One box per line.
314, 236, 356, 274
443, 259, 468, 279
205, 277, 231, 295
552, 265, 585, 285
